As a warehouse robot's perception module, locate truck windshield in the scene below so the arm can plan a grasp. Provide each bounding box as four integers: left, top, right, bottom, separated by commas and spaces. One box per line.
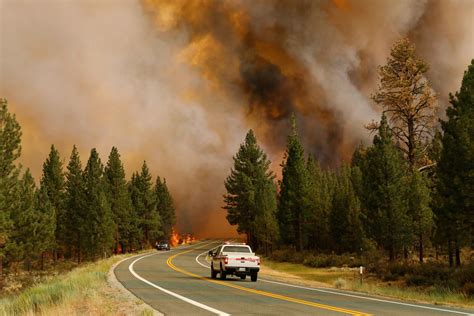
222, 246, 251, 253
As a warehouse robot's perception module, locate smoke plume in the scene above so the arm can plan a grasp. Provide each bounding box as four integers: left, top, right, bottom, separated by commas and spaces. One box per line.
1, 0, 472, 237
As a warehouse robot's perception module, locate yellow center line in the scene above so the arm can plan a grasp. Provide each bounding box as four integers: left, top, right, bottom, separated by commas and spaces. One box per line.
166, 246, 371, 316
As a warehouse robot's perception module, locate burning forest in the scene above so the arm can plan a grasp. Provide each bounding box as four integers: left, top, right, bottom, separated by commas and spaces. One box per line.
1, 0, 473, 237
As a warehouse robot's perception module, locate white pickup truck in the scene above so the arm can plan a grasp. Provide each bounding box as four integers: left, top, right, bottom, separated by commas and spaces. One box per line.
208, 243, 260, 282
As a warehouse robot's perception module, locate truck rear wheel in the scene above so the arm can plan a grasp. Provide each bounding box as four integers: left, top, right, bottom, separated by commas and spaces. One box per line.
250, 271, 258, 282
219, 264, 226, 280
211, 264, 217, 279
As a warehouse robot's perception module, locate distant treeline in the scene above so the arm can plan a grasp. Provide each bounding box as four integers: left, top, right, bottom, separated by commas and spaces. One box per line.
0, 103, 176, 281
224, 39, 473, 267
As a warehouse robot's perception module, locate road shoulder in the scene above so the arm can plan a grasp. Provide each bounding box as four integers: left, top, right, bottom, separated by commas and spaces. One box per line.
108, 252, 163, 316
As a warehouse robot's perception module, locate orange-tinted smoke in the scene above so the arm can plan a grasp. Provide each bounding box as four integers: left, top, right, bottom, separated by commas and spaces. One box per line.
142, 0, 350, 165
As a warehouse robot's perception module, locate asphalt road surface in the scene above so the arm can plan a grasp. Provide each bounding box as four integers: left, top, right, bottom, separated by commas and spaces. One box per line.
114, 240, 474, 316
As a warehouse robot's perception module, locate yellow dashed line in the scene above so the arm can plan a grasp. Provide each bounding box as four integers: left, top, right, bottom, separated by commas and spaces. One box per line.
166, 247, 371, 316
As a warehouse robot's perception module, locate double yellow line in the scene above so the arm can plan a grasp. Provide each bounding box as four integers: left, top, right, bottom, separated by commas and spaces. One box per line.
166, 245, 371, 316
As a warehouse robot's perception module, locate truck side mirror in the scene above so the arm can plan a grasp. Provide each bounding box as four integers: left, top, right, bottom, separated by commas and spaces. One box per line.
208, 251, 214, 257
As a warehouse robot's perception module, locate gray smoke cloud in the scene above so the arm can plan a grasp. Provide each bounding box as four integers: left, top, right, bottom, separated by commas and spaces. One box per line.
1, 0, 472, 237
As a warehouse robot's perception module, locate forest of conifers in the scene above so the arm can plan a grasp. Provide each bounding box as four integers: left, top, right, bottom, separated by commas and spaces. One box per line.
0, 38, 472, 292
0, 101, 176, 283
223, 39, 473, 270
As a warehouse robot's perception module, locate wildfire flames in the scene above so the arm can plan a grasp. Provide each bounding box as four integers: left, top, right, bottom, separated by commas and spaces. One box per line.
170, 228, 180, 247
170, 227, 195, 247
2, 0, 472, 238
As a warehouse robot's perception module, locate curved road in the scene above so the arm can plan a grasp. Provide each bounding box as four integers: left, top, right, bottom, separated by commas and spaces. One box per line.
114, 240, 473, 316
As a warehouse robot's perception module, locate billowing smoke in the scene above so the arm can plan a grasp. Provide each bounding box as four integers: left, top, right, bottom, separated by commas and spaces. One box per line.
1, 0, 472, 237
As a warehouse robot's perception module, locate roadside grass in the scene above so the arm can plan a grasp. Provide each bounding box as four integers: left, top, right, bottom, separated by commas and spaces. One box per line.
261, 259, 474, 308
262, 260, 354, 284
0, 253, 154, 316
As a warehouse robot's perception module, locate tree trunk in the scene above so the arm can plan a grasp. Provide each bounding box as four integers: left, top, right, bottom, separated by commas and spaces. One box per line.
448, 240, 453, 267
389, 245, 395, 262
455, 240, 461, 267
419, 233, 424, 263
407, 118, 416, 170
296, 213, 303, 252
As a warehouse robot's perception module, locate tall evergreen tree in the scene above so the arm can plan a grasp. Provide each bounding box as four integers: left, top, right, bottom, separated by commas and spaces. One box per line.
130, 162, 161, 247
0, 98, 22, 286
82, 148, 115, 258
361, 114, 411, 261
330, 165, 364, 253
371, 38, 437, 170
40, 145, 64, 258
104, 147, 133, 253
254, 175, 279, 255
306, 156, 330, 250
34, 183, 55, 270
407, 170, 434, 262
128, 172, 143, 250
64, 146, 86, 262
278, 116, 310, 251
223, 130, 276, 250
436, 60, 474, 266
155, 177, 176, 243
10, 170, 35, 265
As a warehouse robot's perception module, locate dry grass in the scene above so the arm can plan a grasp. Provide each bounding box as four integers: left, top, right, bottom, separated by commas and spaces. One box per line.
261, 259, 474, 309
0, 254, 154, 316
262, 260, 356, 284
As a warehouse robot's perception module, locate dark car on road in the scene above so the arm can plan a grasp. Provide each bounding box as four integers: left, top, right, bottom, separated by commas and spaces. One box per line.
156, 241, 170, 251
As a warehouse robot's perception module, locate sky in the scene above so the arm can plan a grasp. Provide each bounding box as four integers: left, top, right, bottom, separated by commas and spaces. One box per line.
1, 0, 473, 237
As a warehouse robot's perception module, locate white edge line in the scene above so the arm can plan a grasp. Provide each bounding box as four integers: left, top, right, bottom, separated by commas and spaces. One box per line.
261, 278, 472, 315
195, 245, 219, 269
128, 241, 230, 316
194, 250, 472, 315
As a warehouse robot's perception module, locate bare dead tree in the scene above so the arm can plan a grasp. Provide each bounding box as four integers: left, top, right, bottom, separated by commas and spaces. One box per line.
370, 38, 437, 170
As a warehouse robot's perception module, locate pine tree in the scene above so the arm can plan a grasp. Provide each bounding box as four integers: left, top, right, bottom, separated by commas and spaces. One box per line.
254, 175, 279, 255
223, 130, 276, 250
130, 162, 161, 248
278, 116, 310, 251
64, 146, 86, 262
361, 114, 411, 261
155, 177, 176, 243
371, 38, 437, 170
34, 183, 55, 270
128, 172, 143, 250
306, 156, 330, 250
330, 165, 364, 253
104, 147, 133, 253
436, 60, 474, 266
40, 145, 64, 259
97, 191, 115, 257
407, 170, 434, 263
0, 98, 22, 286
82, 148, 115, 259
10, 170, 35, 265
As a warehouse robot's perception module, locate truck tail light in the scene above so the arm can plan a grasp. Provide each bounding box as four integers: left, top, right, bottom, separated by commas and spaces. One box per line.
224, 257, 229, 264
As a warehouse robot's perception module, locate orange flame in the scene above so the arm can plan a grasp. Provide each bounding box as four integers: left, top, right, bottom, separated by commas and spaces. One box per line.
170, 227, 180, 247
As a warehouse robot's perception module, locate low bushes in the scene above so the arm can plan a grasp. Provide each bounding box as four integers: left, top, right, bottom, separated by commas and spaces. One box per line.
270, 249, 363, 268
268, 249, 474, 297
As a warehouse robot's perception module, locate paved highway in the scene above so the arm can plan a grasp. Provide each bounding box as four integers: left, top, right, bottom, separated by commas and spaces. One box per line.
114, 240, 474, 315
